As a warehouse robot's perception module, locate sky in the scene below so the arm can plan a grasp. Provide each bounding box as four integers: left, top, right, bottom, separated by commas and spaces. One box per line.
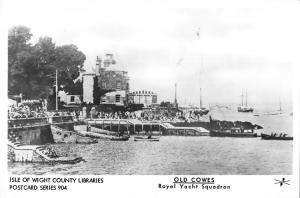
3, 0, 300, 108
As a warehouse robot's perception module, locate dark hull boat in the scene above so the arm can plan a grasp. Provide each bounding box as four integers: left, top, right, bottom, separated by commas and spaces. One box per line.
210, 129, 257, 138
51, 157, 85, 164
261, 133, 293, 140
110, 135, 130, 141
134, 136, 159, 142
237, 106, 254, 112
210, 130, 257, 137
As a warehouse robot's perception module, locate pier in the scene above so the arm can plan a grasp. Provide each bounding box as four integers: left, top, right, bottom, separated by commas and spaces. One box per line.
86, 119, 209, 136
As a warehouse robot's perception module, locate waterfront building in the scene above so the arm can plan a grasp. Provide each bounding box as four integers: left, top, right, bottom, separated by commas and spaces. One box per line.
128, 90, 158, 107
58, 91, 81, 105
82, 54, 130, 106
100, 90, 127, 106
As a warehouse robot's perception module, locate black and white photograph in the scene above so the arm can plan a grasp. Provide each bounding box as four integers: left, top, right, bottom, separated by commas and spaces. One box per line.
1, 0, 299, 197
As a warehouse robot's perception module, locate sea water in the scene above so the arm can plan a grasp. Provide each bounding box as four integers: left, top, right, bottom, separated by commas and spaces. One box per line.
8, 105, 293, 175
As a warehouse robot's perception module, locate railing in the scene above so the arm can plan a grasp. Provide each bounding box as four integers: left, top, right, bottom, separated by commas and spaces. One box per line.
49, 116, 74, 124
8, 116, 74, 129
8, 117, 48, 128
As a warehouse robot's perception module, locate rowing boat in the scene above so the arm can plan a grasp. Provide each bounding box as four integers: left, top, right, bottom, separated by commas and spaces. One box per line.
134, 136, 159, 142
110, 135, 130, 141
261, 133, 293, 140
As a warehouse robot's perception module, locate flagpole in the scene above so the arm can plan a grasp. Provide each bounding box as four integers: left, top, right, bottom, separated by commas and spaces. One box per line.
56, 69, 58, 111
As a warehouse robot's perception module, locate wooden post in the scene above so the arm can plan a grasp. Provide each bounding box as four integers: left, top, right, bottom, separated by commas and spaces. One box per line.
127, 122, 129, 135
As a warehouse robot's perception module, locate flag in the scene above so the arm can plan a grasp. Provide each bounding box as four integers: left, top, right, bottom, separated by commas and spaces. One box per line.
196, 28, 200, 37
176, 58, 183, 67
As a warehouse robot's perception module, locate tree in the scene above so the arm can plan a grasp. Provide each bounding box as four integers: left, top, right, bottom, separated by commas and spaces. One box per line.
8, 26, 34, 97
31, 37, 57, 98
8, 26, 86, 101
54, 44, 86, 92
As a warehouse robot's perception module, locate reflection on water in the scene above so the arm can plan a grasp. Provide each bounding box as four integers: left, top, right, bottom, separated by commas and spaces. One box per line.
8, 109, 293, 175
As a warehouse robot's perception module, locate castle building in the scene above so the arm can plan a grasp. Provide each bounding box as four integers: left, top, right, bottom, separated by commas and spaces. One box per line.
82, 54, 130, 106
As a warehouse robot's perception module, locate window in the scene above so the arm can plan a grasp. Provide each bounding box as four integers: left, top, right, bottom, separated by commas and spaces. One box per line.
102, 82, 106, 89
115, 95, 121, 102
116, 81, 121, 90
70, 96, 75, 102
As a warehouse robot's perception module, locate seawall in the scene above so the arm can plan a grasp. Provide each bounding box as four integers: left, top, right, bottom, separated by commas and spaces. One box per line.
8, 124, 54, 145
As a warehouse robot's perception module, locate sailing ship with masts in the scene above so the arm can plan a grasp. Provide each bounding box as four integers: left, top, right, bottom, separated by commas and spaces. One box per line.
237, 91, 254, 112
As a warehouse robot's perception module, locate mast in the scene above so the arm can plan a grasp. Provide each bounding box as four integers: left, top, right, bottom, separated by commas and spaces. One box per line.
279, 100, 282, 113
245, 91, 248, 107
199, 56, 203, 109
241, 92, 244, 106
200, 88, 203, 108
174, 83, 178, 109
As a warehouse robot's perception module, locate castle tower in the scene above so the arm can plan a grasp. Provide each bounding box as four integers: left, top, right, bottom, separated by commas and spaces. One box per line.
82, 73, 96, 104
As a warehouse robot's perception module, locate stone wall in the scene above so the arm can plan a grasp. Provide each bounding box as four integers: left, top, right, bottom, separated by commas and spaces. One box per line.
9, 125, 54, 145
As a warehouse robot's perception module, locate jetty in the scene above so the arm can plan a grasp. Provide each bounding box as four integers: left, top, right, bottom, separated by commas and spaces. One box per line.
86, 119, 209, 136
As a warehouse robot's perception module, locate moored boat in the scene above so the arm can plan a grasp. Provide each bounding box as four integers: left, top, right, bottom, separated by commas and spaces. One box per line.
110, 135, 130, 141
210, 128, 257, 138
50, 156, 85, 164
237, 106, 254, 112
134, 136, 159, 142
237, 91, 254, 112
261, 133, 293, 140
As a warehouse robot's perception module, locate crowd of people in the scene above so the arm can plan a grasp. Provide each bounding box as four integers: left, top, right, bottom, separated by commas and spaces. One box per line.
91, 109, 209, 122
8, 104, 76, 119
8, 104, 46, 119
270, 133, 288, 137
8, 102, 209, 123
